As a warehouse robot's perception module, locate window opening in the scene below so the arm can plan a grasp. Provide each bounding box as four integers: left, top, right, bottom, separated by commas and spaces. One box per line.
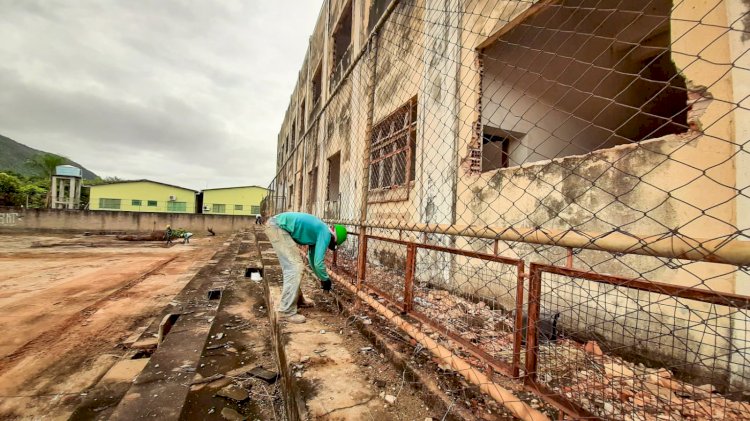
369, 97, 417, 191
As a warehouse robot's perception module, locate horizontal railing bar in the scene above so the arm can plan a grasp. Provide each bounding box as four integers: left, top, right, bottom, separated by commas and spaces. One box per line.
322, 220, 750, 267
532, 262, 750, 309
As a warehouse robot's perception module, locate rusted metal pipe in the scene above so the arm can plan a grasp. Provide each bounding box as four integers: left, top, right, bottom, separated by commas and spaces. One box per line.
330, 272, 550, 421
323, 220, 750, 266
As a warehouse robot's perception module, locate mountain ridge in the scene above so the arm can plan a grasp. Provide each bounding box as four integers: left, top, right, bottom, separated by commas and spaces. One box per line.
0, 134, 98, 179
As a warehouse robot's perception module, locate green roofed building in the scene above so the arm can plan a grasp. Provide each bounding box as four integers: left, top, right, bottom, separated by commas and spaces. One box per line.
202, 185, 267, 216
88, 180, 197, 213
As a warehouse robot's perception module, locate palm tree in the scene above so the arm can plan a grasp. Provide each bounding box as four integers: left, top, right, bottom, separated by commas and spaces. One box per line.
26, 153, 67, 207
27, 153, 67, 179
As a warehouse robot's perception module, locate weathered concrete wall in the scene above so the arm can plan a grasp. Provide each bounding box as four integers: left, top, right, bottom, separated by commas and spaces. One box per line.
0, 208, 256, 234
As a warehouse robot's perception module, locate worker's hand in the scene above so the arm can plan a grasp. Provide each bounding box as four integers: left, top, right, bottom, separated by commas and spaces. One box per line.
321, 279, 332, 291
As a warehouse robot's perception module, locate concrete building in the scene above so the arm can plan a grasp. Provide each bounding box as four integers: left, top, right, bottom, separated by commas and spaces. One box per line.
270, 0, 749, 394
89, 180, 197, 213
201, 186, 267, 216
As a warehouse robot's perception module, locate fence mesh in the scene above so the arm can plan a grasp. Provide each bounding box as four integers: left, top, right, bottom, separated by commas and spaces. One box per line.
264, 0, 750, 419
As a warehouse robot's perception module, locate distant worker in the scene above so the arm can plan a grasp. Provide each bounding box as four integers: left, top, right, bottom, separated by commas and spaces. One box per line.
255, 214, 263, 225
165, 225, 173, 246
183, 231, 193, 244
266, 212, 347, 323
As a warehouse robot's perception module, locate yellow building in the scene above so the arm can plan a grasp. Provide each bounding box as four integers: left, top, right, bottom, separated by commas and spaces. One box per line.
201, 186, 267, 216
88, 180, 197, 213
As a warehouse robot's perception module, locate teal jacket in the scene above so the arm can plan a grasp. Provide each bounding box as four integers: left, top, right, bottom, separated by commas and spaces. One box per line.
275, 212, 332, 281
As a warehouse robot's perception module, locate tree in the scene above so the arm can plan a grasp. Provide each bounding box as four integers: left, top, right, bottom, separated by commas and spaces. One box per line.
26, 153, 67, 179
25, 154, 67, 207
0, 172, 23, 206
20, 183, 48, 208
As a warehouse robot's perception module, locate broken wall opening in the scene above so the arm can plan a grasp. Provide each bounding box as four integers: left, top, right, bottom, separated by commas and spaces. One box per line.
326, 152, 341, 219
480, 0, 688, 167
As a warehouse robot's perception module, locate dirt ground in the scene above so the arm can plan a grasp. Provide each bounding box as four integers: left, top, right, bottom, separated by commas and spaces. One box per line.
0, 233, 224, 420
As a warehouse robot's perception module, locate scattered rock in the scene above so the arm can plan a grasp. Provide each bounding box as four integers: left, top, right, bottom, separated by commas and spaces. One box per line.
216, 384, 249, 402
215, 332, 224, 340
384, 394, 397, 404
320, 330, 326, 334
300, 356, 310, 363
603, 361, 635, 378
584, 341, 603, 356
191, 373, 224, 385
221, 407, 246, 421
248, 366, 278, 383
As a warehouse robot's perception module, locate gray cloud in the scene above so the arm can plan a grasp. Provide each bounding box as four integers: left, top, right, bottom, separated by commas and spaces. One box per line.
0, 0, 320, 189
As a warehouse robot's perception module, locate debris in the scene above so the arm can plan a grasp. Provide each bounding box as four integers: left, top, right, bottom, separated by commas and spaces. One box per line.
206, 344, 224, 350
215, 332, 224, 340
320, 330, 326, 334
191, 373, 224, 385
584, 341, 603, 356
384, 394, 397, 404
295, 371, 303, 378
360, 347, 373, 352
602, 361, 634, 378
131, 337, 158, 350
216, 384, 249, 402
220, 407, 246, 421
248, 366, 278, 383
300, 356, 310, 363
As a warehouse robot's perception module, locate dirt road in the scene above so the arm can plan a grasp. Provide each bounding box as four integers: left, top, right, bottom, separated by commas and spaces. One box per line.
0, 233, 223, 420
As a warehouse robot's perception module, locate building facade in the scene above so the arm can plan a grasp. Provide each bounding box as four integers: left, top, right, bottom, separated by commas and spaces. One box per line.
89, 180, 197, 213
202, 186, 267, 216
268, 0, 750, 398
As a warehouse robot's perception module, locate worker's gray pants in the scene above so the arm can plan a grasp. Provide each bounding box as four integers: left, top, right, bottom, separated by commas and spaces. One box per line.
267, 217, 302, 316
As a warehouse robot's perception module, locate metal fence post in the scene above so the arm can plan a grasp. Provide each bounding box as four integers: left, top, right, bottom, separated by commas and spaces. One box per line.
403, 243, 417, 313
525, 263, 542, 385
356, 36, 379, 288
512, 260, 526, 378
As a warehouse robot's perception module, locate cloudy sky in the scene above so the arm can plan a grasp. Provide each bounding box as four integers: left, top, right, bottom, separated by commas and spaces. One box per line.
0, 1, 321, 190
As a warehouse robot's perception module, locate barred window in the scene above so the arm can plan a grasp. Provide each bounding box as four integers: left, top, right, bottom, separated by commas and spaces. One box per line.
167, 201, 187, 212
369, 97, 417, 191
212, 204, 226, 213
99, 198, 121, 209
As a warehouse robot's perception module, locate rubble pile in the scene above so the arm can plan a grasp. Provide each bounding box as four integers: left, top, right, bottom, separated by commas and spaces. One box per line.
538, 340, 750, 420
330, 254, 750, 420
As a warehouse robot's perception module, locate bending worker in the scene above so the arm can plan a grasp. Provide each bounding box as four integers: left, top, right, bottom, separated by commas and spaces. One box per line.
267, 212, 347, 323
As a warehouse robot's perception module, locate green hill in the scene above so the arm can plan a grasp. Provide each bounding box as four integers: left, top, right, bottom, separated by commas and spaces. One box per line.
0, 134, 98, 179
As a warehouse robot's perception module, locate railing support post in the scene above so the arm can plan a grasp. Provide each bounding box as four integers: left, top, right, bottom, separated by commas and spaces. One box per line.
356, 234, 368, 291
403, 243, 417, 313
525, 263, 542, 385
512, 261, 525, 378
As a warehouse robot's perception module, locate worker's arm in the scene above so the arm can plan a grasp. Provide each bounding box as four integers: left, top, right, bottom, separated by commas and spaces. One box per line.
307, 231, 331, 290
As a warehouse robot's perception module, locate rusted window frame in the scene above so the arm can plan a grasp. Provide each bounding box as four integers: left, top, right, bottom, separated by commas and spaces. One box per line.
368, 97, 417, 194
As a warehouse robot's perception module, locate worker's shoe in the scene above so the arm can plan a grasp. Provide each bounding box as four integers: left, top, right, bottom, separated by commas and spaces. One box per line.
282, 314, 306, 324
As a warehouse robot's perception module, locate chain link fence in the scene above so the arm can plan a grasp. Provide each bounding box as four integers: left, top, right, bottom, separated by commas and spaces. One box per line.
265, 0, 750, 419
